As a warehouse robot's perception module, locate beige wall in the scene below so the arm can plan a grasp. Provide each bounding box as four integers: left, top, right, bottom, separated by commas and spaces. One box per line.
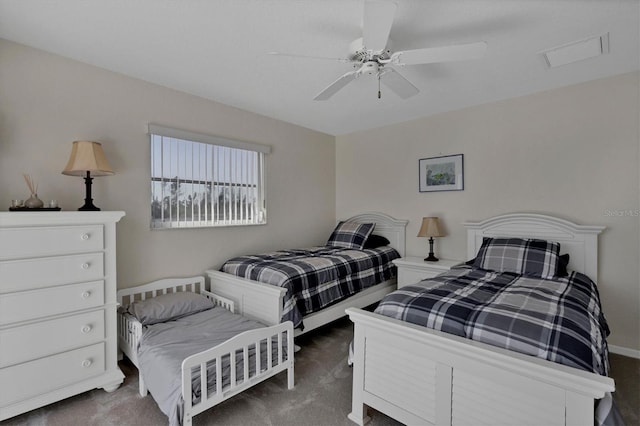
0, 39, 336, 286
337, 72, 640, 353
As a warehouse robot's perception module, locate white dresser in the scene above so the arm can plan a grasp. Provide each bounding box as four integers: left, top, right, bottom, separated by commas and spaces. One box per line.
0, 211, 125, 421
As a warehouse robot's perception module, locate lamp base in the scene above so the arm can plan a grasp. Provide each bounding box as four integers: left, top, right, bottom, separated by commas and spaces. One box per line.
78, 203, 101, 211
424, 237, 439, 261
78, 172, 101, 211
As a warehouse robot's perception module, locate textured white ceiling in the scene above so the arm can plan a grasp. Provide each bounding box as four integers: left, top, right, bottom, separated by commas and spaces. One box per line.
0, 0, 638, 135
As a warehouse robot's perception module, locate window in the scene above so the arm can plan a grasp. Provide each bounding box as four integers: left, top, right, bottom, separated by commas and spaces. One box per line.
149, 124, 269, 229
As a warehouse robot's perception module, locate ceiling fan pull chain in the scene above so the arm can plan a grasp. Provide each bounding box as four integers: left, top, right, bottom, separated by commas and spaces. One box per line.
378, 74, 382, 99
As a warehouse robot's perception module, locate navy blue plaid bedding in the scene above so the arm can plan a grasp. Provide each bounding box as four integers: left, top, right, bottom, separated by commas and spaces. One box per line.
221, 246, 400, 329
375, 266, 610, 375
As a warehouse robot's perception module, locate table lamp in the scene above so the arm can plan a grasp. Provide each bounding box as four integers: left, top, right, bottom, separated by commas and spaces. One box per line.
62, 141, 114, 211
417, 217, 445, 261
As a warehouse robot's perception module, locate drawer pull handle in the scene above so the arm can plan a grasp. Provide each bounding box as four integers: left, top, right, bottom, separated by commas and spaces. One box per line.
81, 359, 92, 368
81, 291, 91, 299
81, 263, 90, 270
81, 233, 90, 241
81, 325, 92, 333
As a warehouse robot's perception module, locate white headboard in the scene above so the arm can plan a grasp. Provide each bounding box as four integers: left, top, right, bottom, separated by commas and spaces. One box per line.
463, 213, 605, 281
346, 212, 408, 257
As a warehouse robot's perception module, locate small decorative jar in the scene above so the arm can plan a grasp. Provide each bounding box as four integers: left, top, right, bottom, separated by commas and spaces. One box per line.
24, 194, 44, 208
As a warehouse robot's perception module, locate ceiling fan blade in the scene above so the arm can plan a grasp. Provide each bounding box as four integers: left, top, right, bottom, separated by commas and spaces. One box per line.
381, 68, 419, 99
313, 71, 359, 101
391, 41, 487, 65
268, 52, 350, 63
363, 0, 397, 53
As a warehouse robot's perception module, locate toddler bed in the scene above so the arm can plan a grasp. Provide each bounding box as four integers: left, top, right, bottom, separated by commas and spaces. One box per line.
207, 212, 408, 335
347, 213, 617, 426
117, 276, 294, 426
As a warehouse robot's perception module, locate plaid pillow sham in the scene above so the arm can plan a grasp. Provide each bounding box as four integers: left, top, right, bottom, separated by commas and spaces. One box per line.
326, 221, 375, 250
472, 237, 561, 279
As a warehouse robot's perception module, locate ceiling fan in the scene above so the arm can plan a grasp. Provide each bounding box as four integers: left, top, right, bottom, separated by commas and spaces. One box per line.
270, 0, 487, 101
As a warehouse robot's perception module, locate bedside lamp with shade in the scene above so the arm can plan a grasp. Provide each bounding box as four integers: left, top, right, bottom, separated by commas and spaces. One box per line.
417, 216, 446, 262
62, 141, 114, 211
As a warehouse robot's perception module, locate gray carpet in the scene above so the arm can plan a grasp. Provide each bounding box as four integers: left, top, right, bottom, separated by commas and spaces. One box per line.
2, 317, 638, 426
608, 352, 640, 425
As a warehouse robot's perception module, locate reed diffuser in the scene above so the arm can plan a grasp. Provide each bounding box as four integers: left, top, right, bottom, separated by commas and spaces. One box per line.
23, 174, 44, 208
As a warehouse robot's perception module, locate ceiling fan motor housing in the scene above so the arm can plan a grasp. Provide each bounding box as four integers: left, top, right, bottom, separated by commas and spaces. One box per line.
348, 37, 392, 63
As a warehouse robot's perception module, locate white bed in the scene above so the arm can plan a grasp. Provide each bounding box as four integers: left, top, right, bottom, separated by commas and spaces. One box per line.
117, 276, 294, 426
206, 212, 408, 336
346, 213, 615, 426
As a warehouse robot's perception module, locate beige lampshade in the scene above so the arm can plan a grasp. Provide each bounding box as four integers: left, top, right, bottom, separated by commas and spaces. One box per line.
62, 141, 114, 177
417, 217, 445, 238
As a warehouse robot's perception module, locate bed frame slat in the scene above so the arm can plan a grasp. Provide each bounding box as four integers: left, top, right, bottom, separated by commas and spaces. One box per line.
200, 362, 208, 402
230, 351, 237, 386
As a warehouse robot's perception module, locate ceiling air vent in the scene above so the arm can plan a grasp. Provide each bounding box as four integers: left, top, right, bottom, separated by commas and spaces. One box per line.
542, 33, 609, 68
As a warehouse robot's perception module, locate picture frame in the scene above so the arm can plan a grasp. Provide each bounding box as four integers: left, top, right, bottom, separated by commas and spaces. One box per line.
419, 154, 464, 192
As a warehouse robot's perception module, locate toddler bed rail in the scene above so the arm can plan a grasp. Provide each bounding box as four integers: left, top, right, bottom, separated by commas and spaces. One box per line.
181, 322, 294, 426
117, 276, 294, 426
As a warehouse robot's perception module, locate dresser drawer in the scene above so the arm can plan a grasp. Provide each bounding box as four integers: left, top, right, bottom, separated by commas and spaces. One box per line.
0, 280, 104, 325
393, 258, 462, 288
0, 253, 104, 293
0, 342, 106, 406
0, 310, 105, 368
0, 225, 103, 260
397, 268, 440, 287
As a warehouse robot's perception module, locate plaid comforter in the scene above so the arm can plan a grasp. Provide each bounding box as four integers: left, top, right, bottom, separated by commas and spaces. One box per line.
222, 246, 400, 329
375, 266, 610, 375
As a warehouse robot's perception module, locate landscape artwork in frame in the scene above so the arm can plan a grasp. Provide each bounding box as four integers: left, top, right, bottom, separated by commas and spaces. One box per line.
419, 154, 464, 192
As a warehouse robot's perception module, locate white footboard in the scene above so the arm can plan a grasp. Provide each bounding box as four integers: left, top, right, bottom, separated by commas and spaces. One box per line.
206, 269, 286, 326
346, 308, 615, 426
208, 269, 397, 336
181, 321, 295, 426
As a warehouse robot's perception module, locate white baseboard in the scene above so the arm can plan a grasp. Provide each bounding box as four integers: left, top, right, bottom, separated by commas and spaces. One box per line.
609, 344, 640, 359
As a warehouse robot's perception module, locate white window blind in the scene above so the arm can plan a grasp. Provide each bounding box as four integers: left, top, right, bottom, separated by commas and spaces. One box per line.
149, 125, 269, 229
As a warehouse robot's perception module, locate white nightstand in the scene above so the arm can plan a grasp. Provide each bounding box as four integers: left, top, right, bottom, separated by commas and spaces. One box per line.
393, 256, 463, 288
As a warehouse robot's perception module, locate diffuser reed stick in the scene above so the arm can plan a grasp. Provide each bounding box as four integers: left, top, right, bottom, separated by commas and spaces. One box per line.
22, 174, 38, 196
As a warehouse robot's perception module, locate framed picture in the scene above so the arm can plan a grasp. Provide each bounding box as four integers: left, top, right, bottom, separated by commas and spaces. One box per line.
419, 154, 464, 192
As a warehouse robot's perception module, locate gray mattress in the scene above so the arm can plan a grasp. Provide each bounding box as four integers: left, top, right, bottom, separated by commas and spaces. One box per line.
137, 307, 272, 426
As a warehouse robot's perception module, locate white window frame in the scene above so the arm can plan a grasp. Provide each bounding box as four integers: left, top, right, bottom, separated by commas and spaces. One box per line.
149, 124, 270, 229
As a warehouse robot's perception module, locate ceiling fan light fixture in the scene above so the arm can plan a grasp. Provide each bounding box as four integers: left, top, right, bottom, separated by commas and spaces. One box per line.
362, 61, 379, 74
542, 33, 609, 68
